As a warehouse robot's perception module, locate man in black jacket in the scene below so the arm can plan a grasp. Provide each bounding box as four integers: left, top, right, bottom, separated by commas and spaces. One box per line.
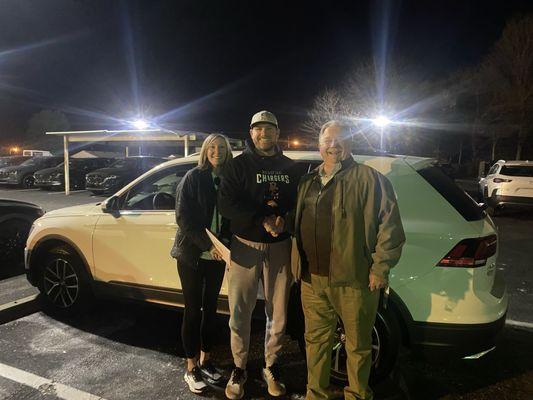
219, 110, 298, 399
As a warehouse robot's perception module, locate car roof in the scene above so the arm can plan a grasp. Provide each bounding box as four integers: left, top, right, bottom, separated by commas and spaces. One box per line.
496, 159, 532, 166
150, 150, 434, 171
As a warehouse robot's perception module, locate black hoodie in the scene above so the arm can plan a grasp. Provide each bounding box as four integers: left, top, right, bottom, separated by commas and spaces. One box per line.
218, 140, 299, 243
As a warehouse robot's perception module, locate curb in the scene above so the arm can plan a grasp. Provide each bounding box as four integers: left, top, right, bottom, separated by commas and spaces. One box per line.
0, 294, 40, 325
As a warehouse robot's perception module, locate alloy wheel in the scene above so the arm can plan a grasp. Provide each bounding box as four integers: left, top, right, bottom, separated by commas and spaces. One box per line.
43, 258, 80, 308
330, 321, 380, 381
22, 175, 35, 188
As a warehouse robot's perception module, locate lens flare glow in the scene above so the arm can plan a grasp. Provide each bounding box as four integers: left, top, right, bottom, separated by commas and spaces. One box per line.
372, 115, 391, 127
132, 119, 148, 129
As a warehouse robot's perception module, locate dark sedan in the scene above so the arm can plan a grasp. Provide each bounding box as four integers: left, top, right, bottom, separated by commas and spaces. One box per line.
34, 158, 114, 190
0, 199, 44, 277
0, 156, 31, 168
0, 156, 63, 188
85, 156, 166, 195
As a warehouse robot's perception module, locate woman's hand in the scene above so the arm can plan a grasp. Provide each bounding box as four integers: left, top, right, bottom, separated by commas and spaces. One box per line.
209, 246, 223, 261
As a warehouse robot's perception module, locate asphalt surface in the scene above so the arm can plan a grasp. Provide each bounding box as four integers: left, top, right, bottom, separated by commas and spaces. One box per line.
0, 183, 532, 399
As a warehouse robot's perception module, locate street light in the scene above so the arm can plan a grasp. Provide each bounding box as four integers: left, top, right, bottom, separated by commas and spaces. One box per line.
371, 115, 391, 151
9, 146, 19, 155
132, 119, 149, 130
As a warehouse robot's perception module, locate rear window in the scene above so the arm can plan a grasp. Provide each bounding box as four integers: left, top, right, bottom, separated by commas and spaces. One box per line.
418, 166, 484, 221
500, 166, 533, 177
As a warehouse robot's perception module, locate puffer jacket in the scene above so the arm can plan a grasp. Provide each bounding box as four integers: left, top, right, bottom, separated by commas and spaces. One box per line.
170, 166, 230, 268
292, 157, 406, 288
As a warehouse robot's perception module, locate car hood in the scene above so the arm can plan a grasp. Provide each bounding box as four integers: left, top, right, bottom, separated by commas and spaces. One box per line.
42, 202, 103, 218
0, 199, 42, 211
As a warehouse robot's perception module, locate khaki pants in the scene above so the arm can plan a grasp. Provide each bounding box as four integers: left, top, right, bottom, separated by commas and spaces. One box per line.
228, 235, 292, 368
301, 274, 379, 400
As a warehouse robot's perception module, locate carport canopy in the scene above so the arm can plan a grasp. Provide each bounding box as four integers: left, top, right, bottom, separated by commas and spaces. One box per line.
46, 129, 203, 195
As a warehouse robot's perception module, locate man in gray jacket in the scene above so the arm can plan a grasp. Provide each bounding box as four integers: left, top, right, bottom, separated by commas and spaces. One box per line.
293, 120, 406, 400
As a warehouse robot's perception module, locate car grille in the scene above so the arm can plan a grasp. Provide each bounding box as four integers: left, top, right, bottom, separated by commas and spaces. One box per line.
34, 173, 50, 183
86, 174, 104, 185
0, 171, 8, 179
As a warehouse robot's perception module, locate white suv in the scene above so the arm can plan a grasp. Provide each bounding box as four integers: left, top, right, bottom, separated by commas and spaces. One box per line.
25, 151, 507, 383
479, 160, 533, 214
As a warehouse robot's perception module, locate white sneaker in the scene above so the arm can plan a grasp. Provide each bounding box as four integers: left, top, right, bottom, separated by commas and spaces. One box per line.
199, 360, 223, 383
225, 367, 247, 399
184, 366, 207, 394
262, 364, 286, 397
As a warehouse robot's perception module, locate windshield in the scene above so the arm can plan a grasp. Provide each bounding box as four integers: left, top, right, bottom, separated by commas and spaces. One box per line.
500, 166, 533, 177
109, 158, 134, 168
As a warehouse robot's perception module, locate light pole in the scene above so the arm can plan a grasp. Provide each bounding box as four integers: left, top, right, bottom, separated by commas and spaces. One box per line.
372, 115, 391, 151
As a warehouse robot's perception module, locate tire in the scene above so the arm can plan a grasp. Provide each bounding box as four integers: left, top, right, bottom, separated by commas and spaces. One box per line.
329, 308, 401, 385
21, 174, 35, 189
0, 218, 32, 270
37, 246, 93, 316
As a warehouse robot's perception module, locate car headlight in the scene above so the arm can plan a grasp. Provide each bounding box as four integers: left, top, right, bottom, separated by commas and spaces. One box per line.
103, 175, 118, 182
50, 173, 63, 179
9, 170, 18, 176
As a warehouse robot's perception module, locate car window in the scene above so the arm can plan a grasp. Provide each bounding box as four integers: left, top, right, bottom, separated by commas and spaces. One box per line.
20, 158, 38, 166
109, 158, 132, 168
143, 158, 164, 170
418, 166, 484, 221
120, 164, 194, 211
500, 166, 533, 177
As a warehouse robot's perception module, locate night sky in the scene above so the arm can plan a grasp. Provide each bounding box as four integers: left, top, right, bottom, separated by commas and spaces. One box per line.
1, 0, 532, 144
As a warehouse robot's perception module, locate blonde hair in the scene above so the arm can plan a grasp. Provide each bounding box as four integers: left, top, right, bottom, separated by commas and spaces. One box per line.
198, 133, 233, 170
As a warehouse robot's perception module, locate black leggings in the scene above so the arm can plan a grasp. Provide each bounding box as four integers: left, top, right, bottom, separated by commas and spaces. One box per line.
177, 258, 225, 358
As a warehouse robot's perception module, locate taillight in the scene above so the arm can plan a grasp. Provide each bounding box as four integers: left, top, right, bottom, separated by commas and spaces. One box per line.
493, 178, 512, 183
437, 235, 497, 268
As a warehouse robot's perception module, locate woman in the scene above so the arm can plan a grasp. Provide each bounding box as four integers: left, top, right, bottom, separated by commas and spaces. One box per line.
171, 134, 232, 394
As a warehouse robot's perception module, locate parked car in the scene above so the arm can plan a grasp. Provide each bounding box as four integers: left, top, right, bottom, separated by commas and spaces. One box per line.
25, 151, 507, 383
34, 158, 115, 191
0, 156, 63, 188
85, 156, 166, 195
0, 199, 44, 276
0, 156, 31, 168
479, 159, 533, 215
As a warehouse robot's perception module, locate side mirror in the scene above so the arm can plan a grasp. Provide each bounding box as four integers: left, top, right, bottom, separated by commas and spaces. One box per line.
102, 196, 120, 217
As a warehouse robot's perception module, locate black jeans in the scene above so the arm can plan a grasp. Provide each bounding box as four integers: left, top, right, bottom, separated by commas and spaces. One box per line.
177, 258, 225, 358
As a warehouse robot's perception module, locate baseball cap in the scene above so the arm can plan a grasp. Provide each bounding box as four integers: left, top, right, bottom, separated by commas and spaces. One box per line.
250, 110, 278, 128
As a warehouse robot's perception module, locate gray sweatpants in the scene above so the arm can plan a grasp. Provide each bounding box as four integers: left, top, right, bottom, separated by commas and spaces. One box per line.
227, 235, 292, 369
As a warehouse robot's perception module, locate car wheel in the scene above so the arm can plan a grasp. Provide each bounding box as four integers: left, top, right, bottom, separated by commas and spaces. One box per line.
22, 174, 35, 189
330, 308, 400, 384
38, 246, 93, 316
0, 218, 31, 269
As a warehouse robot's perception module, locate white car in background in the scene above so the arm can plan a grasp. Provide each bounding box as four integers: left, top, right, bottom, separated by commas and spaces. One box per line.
25, 151, 507, 383
479, 160, 533, 215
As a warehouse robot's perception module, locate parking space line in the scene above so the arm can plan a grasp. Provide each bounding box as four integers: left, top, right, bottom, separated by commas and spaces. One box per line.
15, 189, 40, 192
506, 319, 533, 329
0, 361, 107, 400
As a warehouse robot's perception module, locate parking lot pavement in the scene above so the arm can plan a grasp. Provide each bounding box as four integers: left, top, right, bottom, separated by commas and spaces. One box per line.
0, 302, 532, 400
0, 303, 310, 400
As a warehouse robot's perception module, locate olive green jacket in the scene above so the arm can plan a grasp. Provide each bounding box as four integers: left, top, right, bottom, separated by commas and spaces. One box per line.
291, 158, 406, 288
